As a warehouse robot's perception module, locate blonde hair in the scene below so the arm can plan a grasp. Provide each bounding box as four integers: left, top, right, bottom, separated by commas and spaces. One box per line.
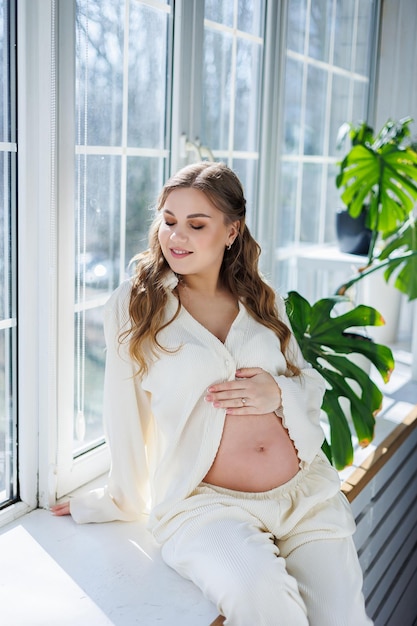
124, 162, 300, 377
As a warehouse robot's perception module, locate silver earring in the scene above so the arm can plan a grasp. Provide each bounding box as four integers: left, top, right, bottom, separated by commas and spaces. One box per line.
227, 243, 232, 251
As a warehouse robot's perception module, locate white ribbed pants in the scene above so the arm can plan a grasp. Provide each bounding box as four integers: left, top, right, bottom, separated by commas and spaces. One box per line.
159, 453, 373, 626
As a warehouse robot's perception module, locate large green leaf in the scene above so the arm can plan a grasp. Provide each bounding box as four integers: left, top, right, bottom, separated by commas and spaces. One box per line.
336, 118, 417, 267
337, 143, 417, 235
379, 219, 417, 300
322, 391, 354, 468
285, 291, 394, 469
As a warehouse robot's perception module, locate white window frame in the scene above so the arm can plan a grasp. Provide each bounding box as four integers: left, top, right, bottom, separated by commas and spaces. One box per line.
11, 0, 54, 520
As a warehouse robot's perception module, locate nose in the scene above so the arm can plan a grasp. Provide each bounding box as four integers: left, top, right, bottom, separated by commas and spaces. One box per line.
170, 226, 187, 242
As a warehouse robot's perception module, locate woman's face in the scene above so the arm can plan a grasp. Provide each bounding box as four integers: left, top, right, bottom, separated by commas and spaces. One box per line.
158, 187, 239, 282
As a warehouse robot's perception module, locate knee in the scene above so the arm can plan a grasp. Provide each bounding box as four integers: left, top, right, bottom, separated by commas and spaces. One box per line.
219, 559, 308, 626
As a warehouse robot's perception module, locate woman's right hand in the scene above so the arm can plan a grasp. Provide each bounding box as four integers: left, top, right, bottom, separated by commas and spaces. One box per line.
50, 502, 71, 516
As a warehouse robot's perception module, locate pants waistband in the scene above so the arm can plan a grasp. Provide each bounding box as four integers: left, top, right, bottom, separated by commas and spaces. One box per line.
198, 458, 311, 501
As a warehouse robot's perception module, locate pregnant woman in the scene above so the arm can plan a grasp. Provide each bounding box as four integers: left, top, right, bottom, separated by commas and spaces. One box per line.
53, 161, 372, 626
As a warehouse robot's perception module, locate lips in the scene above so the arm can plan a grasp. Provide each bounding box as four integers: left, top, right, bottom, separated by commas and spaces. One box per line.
170, 248, 192, 258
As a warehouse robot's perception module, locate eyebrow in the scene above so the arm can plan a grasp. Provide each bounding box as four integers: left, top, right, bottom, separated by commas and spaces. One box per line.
163, 209, 212, 219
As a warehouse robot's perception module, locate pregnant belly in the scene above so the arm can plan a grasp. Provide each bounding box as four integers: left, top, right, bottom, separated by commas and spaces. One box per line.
203, 412, 300, 492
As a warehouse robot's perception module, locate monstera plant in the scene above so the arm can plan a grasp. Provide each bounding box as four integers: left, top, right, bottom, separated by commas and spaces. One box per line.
283, 117, 417, 469
285, 291, 394, 470
336, 117, 417, 301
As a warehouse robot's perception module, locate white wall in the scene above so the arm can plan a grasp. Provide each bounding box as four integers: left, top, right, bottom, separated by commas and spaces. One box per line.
375, 0, 417, 377
375, 0, 417, 134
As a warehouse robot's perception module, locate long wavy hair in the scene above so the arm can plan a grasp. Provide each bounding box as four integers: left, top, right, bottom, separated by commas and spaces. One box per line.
124, 161, 300, 377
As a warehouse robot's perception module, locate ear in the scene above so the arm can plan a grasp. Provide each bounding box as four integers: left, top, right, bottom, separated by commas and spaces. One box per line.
227, 220, 240, 245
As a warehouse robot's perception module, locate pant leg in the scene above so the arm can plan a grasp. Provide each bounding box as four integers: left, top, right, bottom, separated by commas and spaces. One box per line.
271, 456, 372, 626
285, 537, 373, 626
161, 508, 308, 626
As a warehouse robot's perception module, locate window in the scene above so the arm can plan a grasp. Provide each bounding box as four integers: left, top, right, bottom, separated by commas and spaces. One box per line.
55, 0, 266, 497
55, 0, 174, 496
1, 0, 380, 517
73, 0, 173, 451
0, 0, 17, 509
274, 0, 379, 293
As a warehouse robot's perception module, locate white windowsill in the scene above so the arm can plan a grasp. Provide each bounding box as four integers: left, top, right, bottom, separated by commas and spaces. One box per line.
0, 348, 415, 626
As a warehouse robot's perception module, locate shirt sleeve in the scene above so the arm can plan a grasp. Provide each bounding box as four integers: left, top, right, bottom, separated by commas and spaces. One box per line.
273, 295, 326, 456
69, 282, 151, 523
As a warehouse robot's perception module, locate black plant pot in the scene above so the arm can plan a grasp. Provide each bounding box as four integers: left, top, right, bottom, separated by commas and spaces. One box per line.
336, 208, 372, 256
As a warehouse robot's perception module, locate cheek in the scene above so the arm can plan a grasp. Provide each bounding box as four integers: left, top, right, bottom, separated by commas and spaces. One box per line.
158, 224, 167, 247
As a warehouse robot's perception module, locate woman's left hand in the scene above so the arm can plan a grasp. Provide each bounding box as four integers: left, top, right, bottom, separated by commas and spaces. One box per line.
205, 367, 282, 415
50, 502, 71, 516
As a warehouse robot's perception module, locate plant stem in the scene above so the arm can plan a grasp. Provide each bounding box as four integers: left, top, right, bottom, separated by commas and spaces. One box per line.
336, 250, 417, 295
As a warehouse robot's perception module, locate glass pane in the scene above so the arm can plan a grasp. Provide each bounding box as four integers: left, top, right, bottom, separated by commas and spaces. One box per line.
76, 0, 125, 146
0, 328, 17, 504
73, 307, 106, 451
127, 3, 169, 148
276, 259, 291, 298
355, 4, 373, 74
201, 28, 232, 150
352, 80, 368, 124
329, 74, 350, 156
0, 2, 7, 143
325, 163, 342, 242
234, 38, 262, 152
0, 0, 17, 507
237, 0, 265, 36
205, 0, 233, 27
231, 158, 258, 231
286, 0, 307, 54
300, 164, 322, 242
125, 156, 166, 265
308, 0, 333, 62
0, 154, 7, 320
333, 0, 354, 70
75, 155, 121, 299
283, 57, 303, 155
304, 65, 327, 155
278, 162, 298, 247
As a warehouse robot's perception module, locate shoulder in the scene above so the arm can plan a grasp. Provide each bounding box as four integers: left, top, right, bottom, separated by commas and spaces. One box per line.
104, 279, 134, 331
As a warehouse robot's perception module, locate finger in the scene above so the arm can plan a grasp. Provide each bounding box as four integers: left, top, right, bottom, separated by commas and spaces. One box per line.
235, 367, 263, 378
207, 380, 245, 394
213, 396, 251, 410
206, 389, 247, 404
51, 502, 70, 516
226, 402, 260, 415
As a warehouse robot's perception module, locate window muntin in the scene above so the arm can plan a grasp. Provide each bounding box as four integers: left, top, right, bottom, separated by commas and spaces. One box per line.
0, 0, 17, 508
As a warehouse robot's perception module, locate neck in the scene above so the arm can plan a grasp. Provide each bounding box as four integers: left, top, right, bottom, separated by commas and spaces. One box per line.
177, 274, 224, 297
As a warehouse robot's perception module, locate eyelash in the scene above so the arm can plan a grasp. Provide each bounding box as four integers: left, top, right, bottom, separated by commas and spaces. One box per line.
164, 221, 204, 230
